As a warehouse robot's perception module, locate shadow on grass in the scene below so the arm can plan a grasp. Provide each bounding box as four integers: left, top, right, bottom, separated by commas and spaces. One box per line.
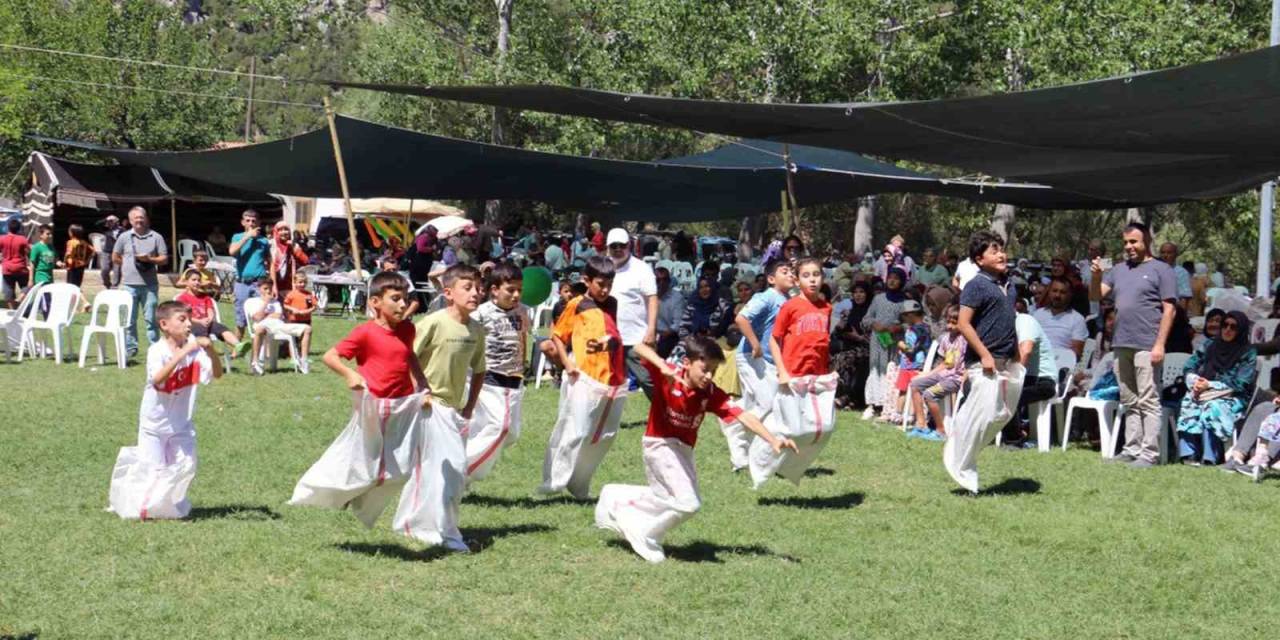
606, 539, 800, 564
620, 420, 647, 430
336, 523, 555, 562
803, 467, 836, 478
463, 494, 594, 508
187, 504, 281, 521
0, 634, 39, 640
951, 477, 1042, 498
757, 491, 864, 510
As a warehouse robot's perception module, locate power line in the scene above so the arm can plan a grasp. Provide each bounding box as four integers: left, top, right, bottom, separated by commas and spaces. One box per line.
10, 74, 322, 108
0, 42, 287, 81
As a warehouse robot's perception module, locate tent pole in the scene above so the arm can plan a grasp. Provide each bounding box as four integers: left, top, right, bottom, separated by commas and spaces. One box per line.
1259, 0, 1280, 297
170, 198, 177, 274
406, 199, 413, 245
323, 96, 364, 277
782, 144, 799, 236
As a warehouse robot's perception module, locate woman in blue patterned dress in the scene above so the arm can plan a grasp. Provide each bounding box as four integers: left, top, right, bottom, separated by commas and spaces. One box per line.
1176, 310, 1256, 465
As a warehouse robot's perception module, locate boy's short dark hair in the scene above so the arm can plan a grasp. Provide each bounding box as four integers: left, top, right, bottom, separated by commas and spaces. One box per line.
156, 300, 190, 323
558, 279, 572, 290
37, 224, 52, 234
5, 218, 21, 234
369, 271, 409, 297
583, 255, 616, 280
793, 256, 823, 274
193, 248, 208, 257
764, 258, 789, 277
570, 282, 588, 296
441, 264, 481, 289
968, 231, 1005, 262
487, 262, 523, 290
255, 277, 272, 288
682, 335, 725, 364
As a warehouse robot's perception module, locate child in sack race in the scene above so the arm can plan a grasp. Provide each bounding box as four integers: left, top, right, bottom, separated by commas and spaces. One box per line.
596, 337, 797, 563
466, 263, 531, 486
727, 258, 794, 472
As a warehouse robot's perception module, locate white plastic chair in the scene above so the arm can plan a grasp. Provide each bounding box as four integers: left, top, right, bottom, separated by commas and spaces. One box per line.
1065, 352, 1122, 457
78, 289, 133, 369
18, 283, 82, 364
1157, 352, 1193, 463
901, 339, 940, 429
244, 296, 300, 373
2, 282, 44, 360
176, 239, 201, 274
89, 232, 108, 269
208, 301, 234, 373
670, 262, 695, 292
204, 241, 236, 271
1030, 348, 1077, 452
1252, 318, 1280, 345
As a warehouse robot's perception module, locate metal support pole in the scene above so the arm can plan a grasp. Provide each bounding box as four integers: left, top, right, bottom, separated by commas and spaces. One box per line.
1258, 0, 1280, 296
323, 96, 363, 278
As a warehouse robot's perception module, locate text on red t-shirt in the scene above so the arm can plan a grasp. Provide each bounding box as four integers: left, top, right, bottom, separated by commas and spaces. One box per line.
643, 361, 742, 447
771, 294, 832, 376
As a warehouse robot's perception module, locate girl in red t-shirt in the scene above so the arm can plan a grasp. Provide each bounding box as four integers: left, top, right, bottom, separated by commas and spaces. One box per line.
769, 257, 832, 383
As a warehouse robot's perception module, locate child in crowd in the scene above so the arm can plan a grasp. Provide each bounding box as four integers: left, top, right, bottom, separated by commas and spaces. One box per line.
596, 337, 797, 563
175, 268, 242, 353
728, 258, 794, 472
29, 224, 56, 316
375, 256, 419, 317
884, 300, 931, 424
945, 231, 1023, 493
908, 304, 966, 441
466, 263, 530, 485
181, 249, 220, 298
290, 272, 447, 546
750, 256, 837, 489
248, 278, 313, 374
282, 272, 318, 325
62, 223, 95, 292
411, 263, 487, 550
550, 279, 575, 324
108, 301, 223, 519
539, 255, 627, 499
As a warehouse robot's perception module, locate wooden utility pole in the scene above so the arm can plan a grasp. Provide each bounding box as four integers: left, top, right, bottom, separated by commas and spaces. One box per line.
243, 57, 256, 143
323, 96, 364, 277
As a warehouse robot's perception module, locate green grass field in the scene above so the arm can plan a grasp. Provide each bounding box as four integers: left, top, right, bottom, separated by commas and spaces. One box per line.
2, 308, 1276, 639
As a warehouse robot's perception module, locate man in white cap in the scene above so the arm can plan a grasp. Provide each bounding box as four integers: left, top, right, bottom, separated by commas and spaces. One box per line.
606, 227, 659, 398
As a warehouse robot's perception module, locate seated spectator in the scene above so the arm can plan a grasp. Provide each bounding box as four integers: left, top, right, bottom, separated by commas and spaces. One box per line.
1002, 301, 1059, 447
248, 278, 313, 375
182, 248, 221, 297
885, 301, 930, 424
175, 266, 242, 354
1032, 277, 1087, 358
654, 268, 684, 357
1224, 393, 1280, 479
914, 248, 951, 288
206, 225, 228, 253
1166, 305, 1196, 354
1177, 311, 1256, 465
832, 281, 873, 409
1188, 262, 1210, 316
1087, 296, 1115, 338
1193, 309, 1225, 351
907, 303, 965, 440
677, 277, 733, 341
1073, 307, 1116, 396
733, 280, 754, 315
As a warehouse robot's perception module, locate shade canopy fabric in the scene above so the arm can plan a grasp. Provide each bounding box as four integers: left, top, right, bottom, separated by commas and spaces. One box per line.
342, 197, 464, 217
38, 115, 1128, 224
329, 45, 1280, 202
28, 152, 279, 212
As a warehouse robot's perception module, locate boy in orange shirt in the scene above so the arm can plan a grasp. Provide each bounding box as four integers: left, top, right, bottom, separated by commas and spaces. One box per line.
749, 256, 838, 489
282, 272, 318, 325
538, 255, 627, 499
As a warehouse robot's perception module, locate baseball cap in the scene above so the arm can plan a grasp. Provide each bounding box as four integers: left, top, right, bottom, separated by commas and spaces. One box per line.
899, 300, 924, 316
606, 228, 630, 246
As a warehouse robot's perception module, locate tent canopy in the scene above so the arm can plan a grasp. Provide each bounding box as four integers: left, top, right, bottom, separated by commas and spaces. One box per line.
37, 115, 1127, 223
28, 152, 279, 211
329, 45, 1280, 202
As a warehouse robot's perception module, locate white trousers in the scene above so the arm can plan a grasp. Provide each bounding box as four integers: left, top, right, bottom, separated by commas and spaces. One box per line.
749, 373, 838, 489
108, 426, 197, 520
465, 383, 525, 483
595, 437, 700, 563
724, 355, 777, 470
539, 374, 627, 499
289, 392, 466, 547
943, 363, 1026, 493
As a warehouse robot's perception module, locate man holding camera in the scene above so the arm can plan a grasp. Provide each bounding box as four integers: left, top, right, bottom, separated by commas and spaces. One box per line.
111, 206, 169, 358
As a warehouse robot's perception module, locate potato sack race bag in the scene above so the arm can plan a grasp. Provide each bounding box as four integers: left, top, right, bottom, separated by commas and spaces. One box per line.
595, 437, 701, 564
723, 355, 778, 470
538, 373, 628, 499
749, 372, 838, 489
465, 384, 525, 484
943, 362, 1026, 494
107, 433, 197, 520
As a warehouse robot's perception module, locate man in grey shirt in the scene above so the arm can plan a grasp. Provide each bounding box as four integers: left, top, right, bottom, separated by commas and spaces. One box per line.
1091, 222, 1176, 468
112, 206, 169, 357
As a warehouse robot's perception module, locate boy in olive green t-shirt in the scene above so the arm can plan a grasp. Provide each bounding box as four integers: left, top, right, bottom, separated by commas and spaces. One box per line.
410, 263, 486, 552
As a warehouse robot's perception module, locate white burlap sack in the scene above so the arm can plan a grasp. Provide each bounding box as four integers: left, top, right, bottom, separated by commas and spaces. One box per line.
723, 355, 777, 470
595, 437, 700, 563
465, 383, 525, 483
291, 391, 466, 547
539, 373, 627, 499
749, 372, 838, 489
107, 431, 197, 520
943, 362, 1026, 493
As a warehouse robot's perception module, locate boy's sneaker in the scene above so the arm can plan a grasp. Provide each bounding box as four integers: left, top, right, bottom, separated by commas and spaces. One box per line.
298, 359, 310, 375
250, 360, 265, 376
234, 341, 252, 358
860, 407, 876, 421
443, 539, 471, 553
919, 430, 945, 442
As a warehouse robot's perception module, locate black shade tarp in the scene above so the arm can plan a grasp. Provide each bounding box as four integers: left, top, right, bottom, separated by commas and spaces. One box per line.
329, 45, 1280, 202
37, 115, 1124, 223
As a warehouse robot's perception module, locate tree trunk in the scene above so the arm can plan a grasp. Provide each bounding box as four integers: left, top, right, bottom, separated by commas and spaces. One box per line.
485, 0, 515, 227
991, 203, 1016, 244
853, 196, 876, 256
738, 214, 766, 260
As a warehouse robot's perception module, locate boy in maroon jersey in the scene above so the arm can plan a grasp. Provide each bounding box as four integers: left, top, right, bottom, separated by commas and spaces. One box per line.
596, 336, 796, 563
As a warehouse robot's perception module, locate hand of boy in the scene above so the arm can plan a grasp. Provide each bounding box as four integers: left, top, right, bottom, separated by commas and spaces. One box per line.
563, 365, 580, 382
750, 342, 762, 359
770, 437, 799, 454
980, 353, 996, 375
658, 363, 677, 382
421, 392, 433, 409
194, 336, 214, 350
344, 371, 366, 392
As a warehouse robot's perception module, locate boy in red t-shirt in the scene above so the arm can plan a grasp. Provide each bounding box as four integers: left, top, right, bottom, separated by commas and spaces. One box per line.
750, 256, 839, 489
174, 270, 242, 354
596, 337, 796, 563
289, 272, 439, 542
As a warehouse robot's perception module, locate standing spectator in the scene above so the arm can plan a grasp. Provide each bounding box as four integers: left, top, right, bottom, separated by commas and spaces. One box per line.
654, 267, 684, 358
228, 209, 270, 337
914, 248, 950, 288
953, 254, 979, 292
571, 236, 596, 268
206, 225, 228, 253
1159, 242, 1192, 307
544, 237, 567, 274
861, 267, 908, 419
606, 228, 659, 399
409, 226, 437, 286
1032, 277, 1088, 358
62, 223, 95, 290
1091, 223, 1177, 468
268, 221, 309, 298
0, 217, 29, 310
112, 206, 169, 357
590, 222, 606, 253
99, 215, 123, 289
29, 225, 57, 316
873, 245, 897, 282
1211, 263, 1226, 289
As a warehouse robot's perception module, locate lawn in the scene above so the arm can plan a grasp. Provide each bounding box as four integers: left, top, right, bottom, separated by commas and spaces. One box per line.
1, 308, 1275, 639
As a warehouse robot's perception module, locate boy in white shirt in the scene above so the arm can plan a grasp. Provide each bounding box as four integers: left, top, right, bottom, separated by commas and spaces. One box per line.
108, 300, 223, 520
466, 263, 531, 485
249, 278, 313, 375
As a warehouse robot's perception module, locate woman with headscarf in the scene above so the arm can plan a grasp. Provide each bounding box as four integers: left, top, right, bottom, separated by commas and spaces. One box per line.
269, 221, 309, 298
832, 281, 874, 409
1193, 309, 1226, 351
1176, 310, 1257, 465
677, 277, 734, 342
861, 267, 908, 420
409, 226, 437, 285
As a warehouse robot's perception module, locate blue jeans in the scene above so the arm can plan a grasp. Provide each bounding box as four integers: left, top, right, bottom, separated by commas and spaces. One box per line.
233, 281, 259, 328
124, 284, 159, 354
